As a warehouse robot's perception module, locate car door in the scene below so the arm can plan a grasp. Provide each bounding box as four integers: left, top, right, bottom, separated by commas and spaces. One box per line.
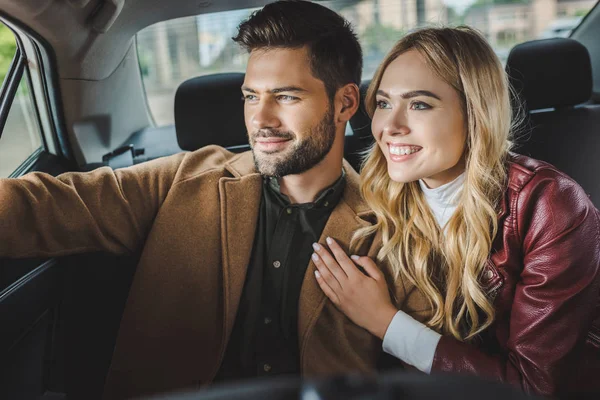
0, 18, 83, 400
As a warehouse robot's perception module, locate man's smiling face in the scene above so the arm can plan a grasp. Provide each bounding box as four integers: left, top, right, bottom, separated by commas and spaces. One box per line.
242, 46, 336, 177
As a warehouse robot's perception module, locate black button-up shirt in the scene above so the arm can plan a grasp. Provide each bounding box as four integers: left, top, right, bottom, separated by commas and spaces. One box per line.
215, 171, 346, 382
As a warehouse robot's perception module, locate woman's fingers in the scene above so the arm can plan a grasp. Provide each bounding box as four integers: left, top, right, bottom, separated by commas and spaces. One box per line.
314, 270, 340, 305
325, 237, 359, 279
351, 255, 383, 281
312, 242, 348, 283
311, 250, 344, 293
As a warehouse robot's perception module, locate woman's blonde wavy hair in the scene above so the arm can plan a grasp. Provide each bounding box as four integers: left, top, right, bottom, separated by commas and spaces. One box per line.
355, 26, 518, 341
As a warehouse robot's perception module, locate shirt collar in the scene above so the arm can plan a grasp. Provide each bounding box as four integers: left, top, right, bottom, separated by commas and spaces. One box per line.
265, 169, 346, 209
418, 172, 466, 208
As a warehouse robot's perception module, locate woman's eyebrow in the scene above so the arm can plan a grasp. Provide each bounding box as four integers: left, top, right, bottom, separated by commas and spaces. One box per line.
401, 90, 441, 100
376, 89, 390, 98
376, 89, 441, 100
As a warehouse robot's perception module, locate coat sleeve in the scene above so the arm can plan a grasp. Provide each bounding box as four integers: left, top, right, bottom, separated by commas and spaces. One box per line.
431, 168, 600, 396
0, 152, 187, 258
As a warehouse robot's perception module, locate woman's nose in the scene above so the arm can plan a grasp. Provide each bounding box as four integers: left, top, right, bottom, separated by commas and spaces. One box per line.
380, 109, 410, 137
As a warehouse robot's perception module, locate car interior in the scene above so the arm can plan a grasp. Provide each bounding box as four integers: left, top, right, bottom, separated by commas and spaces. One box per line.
0, 0, 599, 399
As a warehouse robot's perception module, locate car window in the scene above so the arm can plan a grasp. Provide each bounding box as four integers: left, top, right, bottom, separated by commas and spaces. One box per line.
137, 0, 598, 127
0, 22, 16, 90
0, 22, 43, 178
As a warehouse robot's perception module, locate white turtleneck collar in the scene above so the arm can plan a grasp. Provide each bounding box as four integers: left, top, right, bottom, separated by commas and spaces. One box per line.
418, 172, 465, 229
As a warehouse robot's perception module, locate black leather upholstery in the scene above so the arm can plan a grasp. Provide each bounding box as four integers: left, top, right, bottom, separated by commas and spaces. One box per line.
346, 80, 374, 171
506, 38, 592, 111
175, 73, 248, 151
349, 80, 373, 138
508, 38, 600, 206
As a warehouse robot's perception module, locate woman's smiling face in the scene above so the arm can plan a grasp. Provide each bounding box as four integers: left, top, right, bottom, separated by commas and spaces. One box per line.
371, 49, 467, 188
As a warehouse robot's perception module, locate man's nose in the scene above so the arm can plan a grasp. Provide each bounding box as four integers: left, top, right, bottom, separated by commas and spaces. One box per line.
251, 101, 281, 130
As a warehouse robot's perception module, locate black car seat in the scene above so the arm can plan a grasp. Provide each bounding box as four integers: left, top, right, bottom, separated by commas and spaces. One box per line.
345, 80, 375, 172
507, 38, 600, 206
175, 73, 249, 153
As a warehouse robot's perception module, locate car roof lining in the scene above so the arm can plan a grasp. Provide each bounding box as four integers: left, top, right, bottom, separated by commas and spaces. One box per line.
2, 0, 597, 89
0, 0, 274, 81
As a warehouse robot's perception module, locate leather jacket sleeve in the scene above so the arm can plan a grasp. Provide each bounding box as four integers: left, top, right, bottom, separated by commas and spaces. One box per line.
431, 168, 600, 396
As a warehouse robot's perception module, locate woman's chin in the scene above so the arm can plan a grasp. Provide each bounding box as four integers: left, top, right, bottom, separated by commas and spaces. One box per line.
386, 168, 421, 184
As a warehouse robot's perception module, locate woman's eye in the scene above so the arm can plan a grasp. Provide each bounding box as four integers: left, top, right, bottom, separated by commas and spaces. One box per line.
410, 101, 431, 110
376, 100, 390, 109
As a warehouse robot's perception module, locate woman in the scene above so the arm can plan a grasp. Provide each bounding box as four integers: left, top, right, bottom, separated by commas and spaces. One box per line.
310, 26, 600, 396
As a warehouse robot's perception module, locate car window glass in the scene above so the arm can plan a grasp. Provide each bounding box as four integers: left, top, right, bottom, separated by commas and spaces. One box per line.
0, 75, 43, 177
0, 22, 17, 89
137, 0, 598, 126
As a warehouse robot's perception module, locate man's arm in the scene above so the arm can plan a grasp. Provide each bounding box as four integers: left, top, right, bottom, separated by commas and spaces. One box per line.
0, 152, 186, 258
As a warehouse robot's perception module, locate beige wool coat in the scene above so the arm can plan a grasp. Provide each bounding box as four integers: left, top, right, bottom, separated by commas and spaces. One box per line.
0, 146, 428, 399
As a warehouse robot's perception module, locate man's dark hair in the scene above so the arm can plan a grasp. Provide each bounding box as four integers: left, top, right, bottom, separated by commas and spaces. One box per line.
233, 0, 363, 100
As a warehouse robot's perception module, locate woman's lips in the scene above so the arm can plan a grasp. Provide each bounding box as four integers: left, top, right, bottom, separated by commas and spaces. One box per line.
387, 143, 422, 162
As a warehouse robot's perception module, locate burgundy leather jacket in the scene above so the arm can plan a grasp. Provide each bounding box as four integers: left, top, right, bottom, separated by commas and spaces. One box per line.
431, 154, 600, 396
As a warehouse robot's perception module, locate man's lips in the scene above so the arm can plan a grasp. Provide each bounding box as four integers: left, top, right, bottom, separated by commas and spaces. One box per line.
255, 138, 290, 143
254, 138, 292, 151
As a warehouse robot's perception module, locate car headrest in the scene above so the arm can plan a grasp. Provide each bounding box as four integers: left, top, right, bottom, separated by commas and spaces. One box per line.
350, 80, 373, 138
506, 38, 592, 111
175, 73, 247, 151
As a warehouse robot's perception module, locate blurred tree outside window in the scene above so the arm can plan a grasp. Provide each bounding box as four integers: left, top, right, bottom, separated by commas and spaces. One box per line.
0, 22, 17, 87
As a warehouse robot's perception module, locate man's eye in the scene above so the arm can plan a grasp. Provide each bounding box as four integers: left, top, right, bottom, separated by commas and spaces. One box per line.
376, 100, 390, 109
277, 95, 298, 101
243, 94, 258, 102
410, 101, 431, 110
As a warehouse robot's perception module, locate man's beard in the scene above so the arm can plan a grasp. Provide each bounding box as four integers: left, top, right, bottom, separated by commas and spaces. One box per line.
249, 106, 336, 177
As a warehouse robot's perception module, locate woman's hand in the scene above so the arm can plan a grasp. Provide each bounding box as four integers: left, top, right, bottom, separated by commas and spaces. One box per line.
312, 237, 398, 340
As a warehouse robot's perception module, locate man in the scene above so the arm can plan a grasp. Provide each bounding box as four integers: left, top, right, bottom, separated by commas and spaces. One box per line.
0, 1, 412, 399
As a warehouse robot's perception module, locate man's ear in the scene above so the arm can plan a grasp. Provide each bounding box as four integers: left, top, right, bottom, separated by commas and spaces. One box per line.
335, 83, 360, 124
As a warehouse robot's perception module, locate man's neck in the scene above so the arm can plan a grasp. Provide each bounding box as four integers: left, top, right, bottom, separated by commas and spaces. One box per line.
278, 158, 343, 204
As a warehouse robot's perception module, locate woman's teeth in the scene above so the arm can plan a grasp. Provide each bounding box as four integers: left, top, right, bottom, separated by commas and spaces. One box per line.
389, 145, 420, 156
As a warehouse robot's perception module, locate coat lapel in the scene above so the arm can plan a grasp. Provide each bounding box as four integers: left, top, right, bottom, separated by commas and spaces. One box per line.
219, 156, 375, 366
298, 163, 374, 359
219, 155, 262, 345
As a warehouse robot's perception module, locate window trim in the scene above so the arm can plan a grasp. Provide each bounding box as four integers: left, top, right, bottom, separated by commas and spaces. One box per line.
9, 147, 44, 178
17, 28, 68, 160
0, 13, 75, 165
0, 17, 74, 177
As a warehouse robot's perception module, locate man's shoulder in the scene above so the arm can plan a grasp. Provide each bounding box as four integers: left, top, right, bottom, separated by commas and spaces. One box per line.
340, 160, 373, 220
175, 146, 256, 182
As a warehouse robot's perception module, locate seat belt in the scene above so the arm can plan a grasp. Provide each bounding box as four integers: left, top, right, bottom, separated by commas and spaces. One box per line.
102, 144, 145, 169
